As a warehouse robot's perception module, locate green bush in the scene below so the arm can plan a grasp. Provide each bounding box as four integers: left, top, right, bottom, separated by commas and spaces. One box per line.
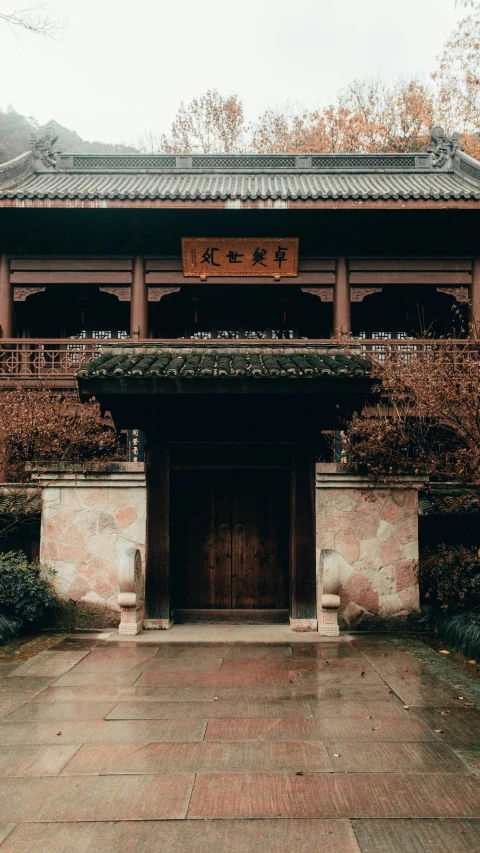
0, 612, 20, 644
0, 550, 58, 627
419, 543, 480, 611
442, 612, 480, 659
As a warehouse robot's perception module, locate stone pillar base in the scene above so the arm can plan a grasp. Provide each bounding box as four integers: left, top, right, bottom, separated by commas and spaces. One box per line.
119, 604, 144, 636
318, 610, 340, 637
290, 618, 318, 632
143, 618, 173, 630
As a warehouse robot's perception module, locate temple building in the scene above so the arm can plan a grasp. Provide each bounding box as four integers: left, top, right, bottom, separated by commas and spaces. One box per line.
0, 128, 479, 632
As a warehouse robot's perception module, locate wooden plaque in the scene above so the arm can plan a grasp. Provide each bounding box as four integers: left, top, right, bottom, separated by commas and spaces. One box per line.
182, 238, 299, 278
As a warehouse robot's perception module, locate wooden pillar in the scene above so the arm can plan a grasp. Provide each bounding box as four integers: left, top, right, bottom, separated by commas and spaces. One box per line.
290, 448, 317, 629
130, 254, 148, 340
470, 256, 480, 338
0, 254, 13, 338
333, 255, 351, 338
145, 444, 172, 627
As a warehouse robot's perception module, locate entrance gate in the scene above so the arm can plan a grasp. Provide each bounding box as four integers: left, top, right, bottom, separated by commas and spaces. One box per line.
171, 470, 290, 620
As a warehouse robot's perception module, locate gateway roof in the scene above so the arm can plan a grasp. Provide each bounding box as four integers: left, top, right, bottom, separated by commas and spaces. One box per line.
76, 345, 370, 380
1, 127, 480, 203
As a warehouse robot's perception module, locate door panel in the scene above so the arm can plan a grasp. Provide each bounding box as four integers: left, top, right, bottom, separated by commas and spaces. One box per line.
232, 471, 289, 610
171, 469, 289, 611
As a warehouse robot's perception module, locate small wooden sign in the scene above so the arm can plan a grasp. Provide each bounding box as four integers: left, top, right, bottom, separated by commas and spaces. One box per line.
182, 238, 298, 278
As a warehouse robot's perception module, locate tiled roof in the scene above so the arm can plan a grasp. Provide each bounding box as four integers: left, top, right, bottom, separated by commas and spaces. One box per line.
76, 346, 370, 380
3, 170, 480, 201
2, 142, 480, 202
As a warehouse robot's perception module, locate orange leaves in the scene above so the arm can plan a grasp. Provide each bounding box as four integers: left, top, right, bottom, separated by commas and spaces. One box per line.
0, 390, 123, 483
344, 342, 480, 487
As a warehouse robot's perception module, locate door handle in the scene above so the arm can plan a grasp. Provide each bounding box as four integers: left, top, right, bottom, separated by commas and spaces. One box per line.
235, 523, 245, 535
219, 523, 229, 534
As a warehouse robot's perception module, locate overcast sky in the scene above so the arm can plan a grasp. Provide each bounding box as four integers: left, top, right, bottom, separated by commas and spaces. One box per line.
0, 0, 468, 146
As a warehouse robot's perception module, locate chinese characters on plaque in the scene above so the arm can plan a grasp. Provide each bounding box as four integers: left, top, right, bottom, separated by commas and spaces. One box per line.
182, 238, 299, 278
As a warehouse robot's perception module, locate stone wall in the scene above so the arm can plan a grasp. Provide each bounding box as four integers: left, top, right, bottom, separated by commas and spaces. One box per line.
316, 464, 420, 627
33, 463, 146, 627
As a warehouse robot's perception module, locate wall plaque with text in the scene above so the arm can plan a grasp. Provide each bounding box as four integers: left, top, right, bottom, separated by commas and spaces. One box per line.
182, 238, 299, 278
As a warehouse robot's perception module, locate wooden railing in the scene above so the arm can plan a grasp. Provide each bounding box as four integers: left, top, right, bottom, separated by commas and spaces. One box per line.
0, 337, 472, 387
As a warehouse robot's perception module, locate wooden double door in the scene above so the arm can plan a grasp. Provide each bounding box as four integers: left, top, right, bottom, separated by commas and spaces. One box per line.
171, 469, 290, 613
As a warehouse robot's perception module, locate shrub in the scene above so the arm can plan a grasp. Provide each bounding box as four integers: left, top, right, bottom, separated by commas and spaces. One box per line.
419, 543, 480, 611
0, 550, 58, 627
442, 612, 480, 659
0, 612, 20, 645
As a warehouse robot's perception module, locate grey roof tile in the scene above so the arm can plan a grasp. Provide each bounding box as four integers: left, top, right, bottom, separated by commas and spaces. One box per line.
76, 345, 371, 380
1, 150, 480, 201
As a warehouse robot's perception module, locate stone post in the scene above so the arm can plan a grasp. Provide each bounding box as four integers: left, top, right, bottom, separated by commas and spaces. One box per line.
118, 547, 145, 635
333, 255, 350, 338
0, 254, 13, 338
130, 254, 148, 340
318, 549, 341, 636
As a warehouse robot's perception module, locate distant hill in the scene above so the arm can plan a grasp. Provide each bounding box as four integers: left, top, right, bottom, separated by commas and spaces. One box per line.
0, 107, 138, 162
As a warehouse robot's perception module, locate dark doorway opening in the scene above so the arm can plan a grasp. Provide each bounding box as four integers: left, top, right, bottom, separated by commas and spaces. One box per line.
170, 468, 290, 622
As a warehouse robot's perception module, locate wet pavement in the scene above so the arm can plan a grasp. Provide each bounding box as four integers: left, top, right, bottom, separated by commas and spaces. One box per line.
1, 632, 480, 851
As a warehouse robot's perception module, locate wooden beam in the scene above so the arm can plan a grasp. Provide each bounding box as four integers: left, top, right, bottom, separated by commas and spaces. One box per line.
145, 445, 171, 624
0, 254, 13, 338
291, 448, 316, 621
130, 255, 148, 340
333, 255, 350, 337
350, 272, 471, 285
10, 259, 132, 271
10, 272, 131, 284
1, 197, 480, 209
146, 272, 335, 286
349, 259, 472, 272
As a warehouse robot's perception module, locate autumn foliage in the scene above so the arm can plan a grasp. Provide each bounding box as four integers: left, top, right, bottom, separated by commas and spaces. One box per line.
0, 390, 122, 483
136, 10, 480, 156
344, 341, 480, 486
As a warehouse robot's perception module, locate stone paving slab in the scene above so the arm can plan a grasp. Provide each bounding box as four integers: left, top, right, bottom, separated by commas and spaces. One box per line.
154, 645, 294, 659
2, 633, 480, 850
0, 775, 195, 822
139, 659, 225, 673
0, 744, 80, 777
412, 707, 480, 750
0, 697, 30, 720
10, 652, 89, 678
213, 684, 395, 701
309, 699, 407, 718
106, 700, 314, 720
52, 670, 145, 687
31, 685, 218, 702
5, 701, 117, 722
135, 670, 304, 687
0, 719, 207, 744
60, 743, 149, 775
205, 716, 437, 742
0, 826, 15, 846
187, 772, 480, 818
0, 819, 361, 853
0, 677, 59, 694
352, 818, 480, 852
325, 741, 467, 773
61, 741, 333, 775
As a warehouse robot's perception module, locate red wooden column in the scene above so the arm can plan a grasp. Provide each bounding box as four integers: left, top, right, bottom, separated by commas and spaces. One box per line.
470, 256, 480, 338
0, 254, 13, 338
130, 254, 148, 340
333, 255, 351, 338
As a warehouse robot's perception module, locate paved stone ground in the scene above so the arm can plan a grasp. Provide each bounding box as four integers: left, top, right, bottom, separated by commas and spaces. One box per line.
1, 632, 480, 851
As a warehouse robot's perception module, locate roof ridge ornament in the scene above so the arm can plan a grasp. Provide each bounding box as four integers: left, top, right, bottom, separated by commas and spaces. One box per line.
31, 125, 59, 169
428, 126, 463, 169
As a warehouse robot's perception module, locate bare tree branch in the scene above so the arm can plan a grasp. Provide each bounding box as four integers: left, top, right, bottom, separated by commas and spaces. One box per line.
0, 3, 69, 39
